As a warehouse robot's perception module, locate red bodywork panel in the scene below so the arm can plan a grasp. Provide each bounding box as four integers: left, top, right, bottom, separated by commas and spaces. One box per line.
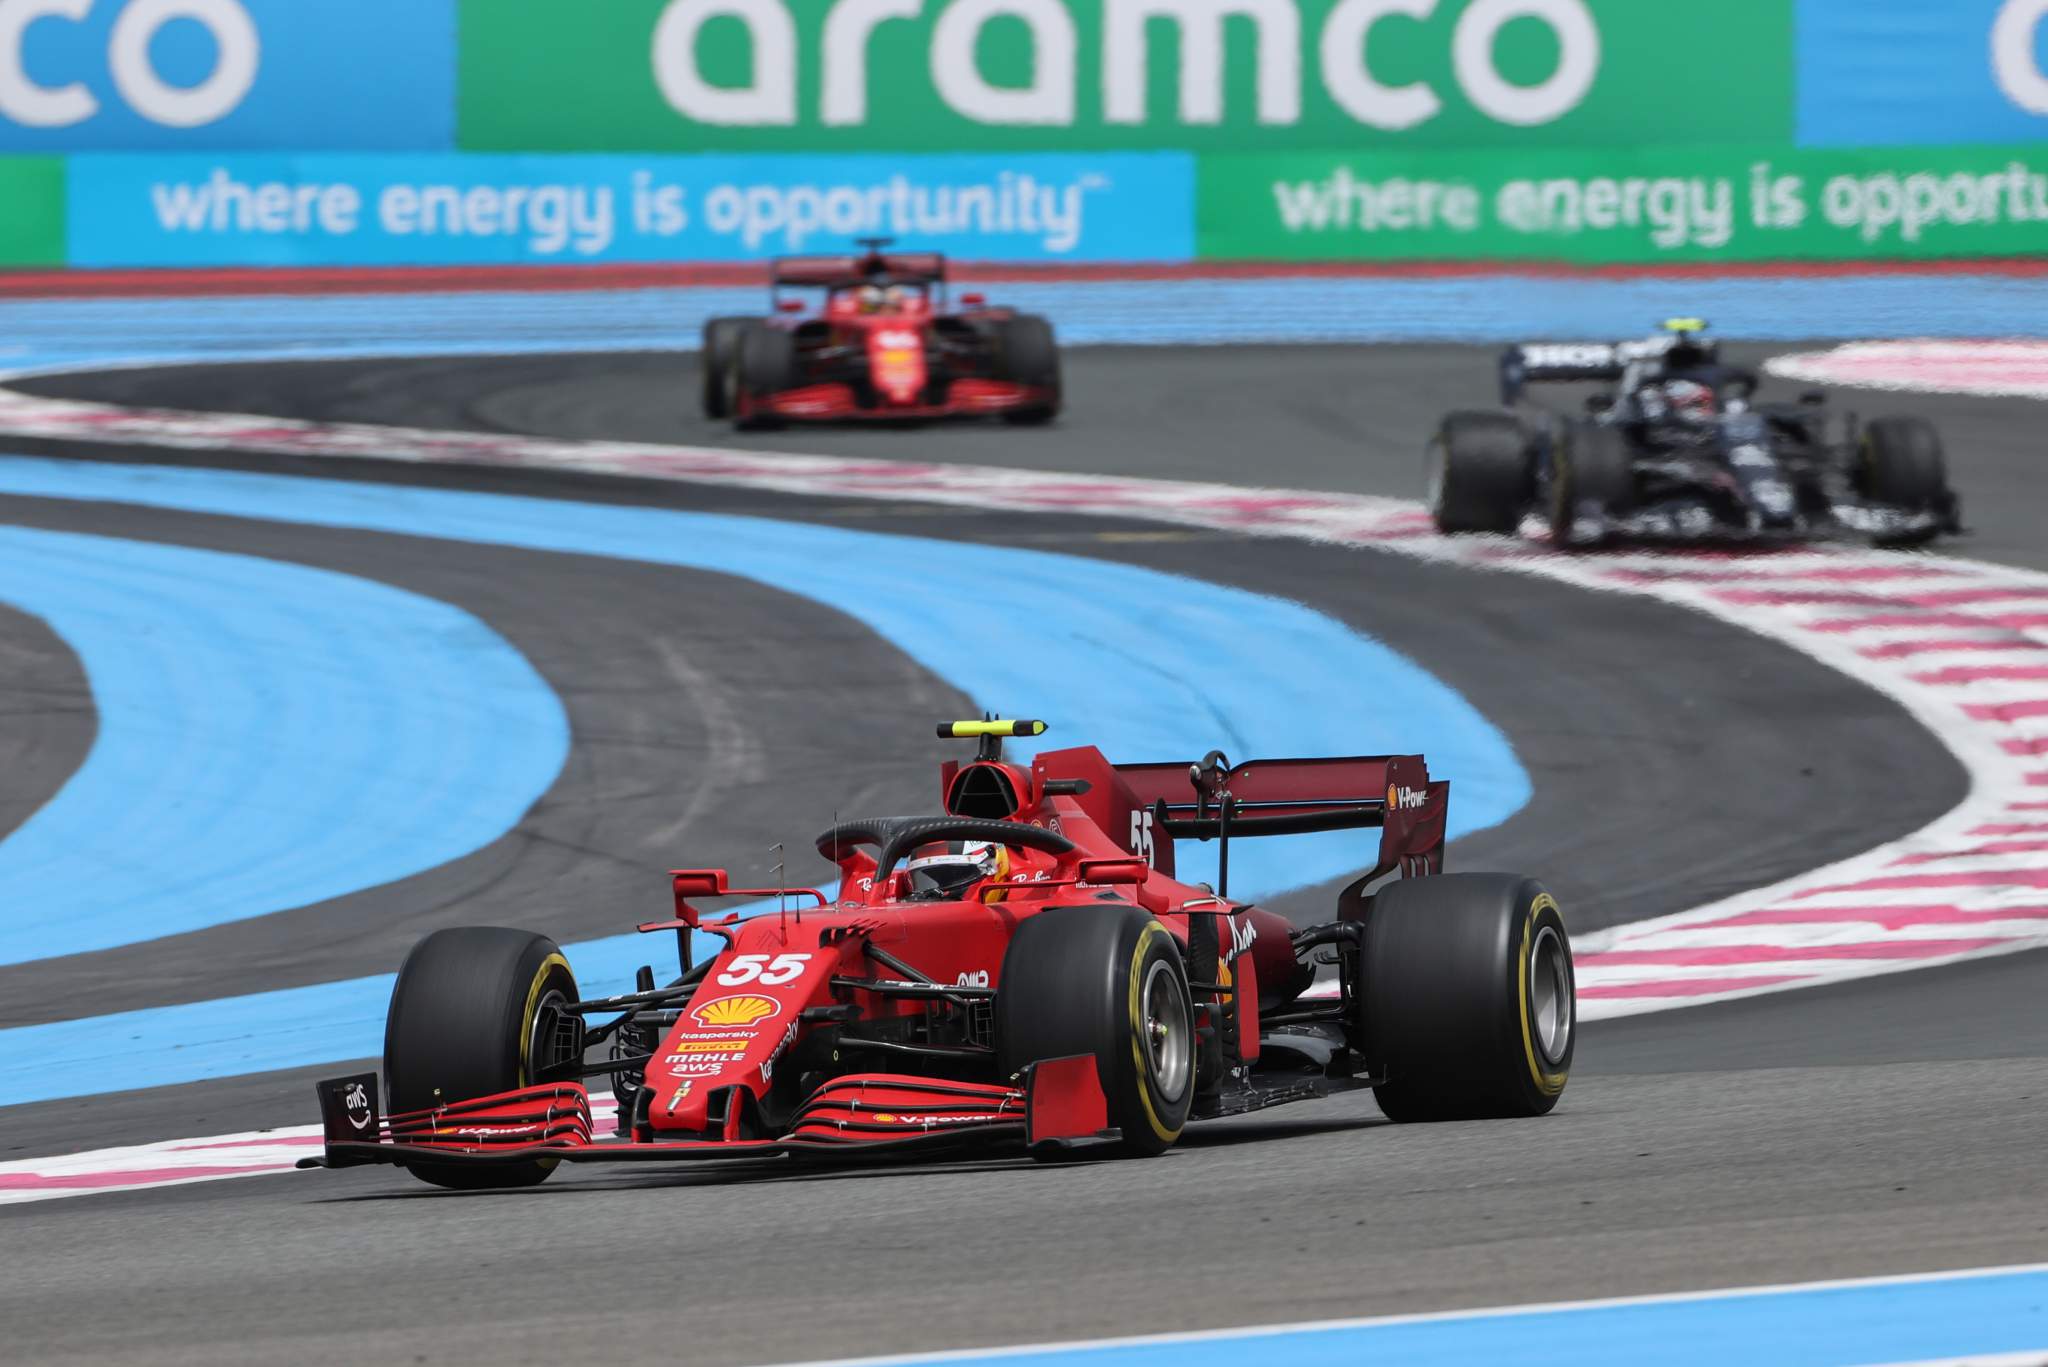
317, 739, 1451, 1175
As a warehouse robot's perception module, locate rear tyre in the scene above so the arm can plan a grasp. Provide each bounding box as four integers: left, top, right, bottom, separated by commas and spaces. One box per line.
998, 906, 1193, 1157
384, 926, 581, 1190
1428, 412, 1531, 534
1360, 874, 1574, 1122
1549, 422, 1635, 546
700, 316, 755, 419
993, 315, 1061, 425
1861, 416, 1949, 512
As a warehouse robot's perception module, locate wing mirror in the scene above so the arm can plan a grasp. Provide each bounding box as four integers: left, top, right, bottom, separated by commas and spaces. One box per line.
960, 291, 987, 307
776, 298, 805, 314
1584, 393, 1614, 413
1079, 857, 1149, 886
671, 869, 730, 898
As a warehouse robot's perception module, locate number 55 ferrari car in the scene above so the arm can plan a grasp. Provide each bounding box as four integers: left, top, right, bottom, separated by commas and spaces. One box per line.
305, 720, 1574, 1190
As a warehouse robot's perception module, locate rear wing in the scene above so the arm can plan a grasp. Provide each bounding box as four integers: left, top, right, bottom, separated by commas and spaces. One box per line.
1499, 336, 1691, 404
1499, 343, 1625, 404
1113, 752, 1447, 891
771, 252, 947, 289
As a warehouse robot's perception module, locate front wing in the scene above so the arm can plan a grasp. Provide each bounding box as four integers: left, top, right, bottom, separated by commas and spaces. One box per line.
302, 1059, 1110, 1174
1561, 493, 1957, 547
745, 379, 1055, 422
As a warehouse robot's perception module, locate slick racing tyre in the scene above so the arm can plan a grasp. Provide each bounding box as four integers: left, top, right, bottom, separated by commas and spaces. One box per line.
1549, 422, 1634, 546
384, 927, 581, 1190
993, 314, 1061, 425
1860, 416, 1950, 512
998, 906, 1194, 1157
1360, 874, 1574, 1122
736, 325, 799, 429
1428, 412, 1531, 534
700, 316, 755, 419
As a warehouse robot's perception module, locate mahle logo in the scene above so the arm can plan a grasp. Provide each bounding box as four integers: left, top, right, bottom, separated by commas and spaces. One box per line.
648, 0, 1600, 132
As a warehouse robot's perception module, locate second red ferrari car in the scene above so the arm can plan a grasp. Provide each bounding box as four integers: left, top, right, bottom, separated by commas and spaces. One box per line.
700, 239, 1062, 428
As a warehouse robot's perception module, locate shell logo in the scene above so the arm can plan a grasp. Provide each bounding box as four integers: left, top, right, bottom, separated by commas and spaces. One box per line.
691, 995, 778, 1029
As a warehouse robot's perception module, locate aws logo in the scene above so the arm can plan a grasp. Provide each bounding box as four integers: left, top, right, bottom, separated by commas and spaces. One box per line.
691, 994, 778, 1029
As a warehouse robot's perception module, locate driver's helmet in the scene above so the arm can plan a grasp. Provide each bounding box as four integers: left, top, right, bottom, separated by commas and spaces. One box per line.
904, 839, 1006, 900
1665, 337, 1720, 373
856, 284, 886, 314
1663, 378, 1718, 424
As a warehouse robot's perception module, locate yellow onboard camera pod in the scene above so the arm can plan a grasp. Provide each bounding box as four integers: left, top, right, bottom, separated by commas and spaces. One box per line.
937, 719, 1048, 739
1661, 317, 1708, 334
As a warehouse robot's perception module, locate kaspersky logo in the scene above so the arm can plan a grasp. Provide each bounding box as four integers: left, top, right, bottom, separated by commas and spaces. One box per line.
691, 995, 778, 1029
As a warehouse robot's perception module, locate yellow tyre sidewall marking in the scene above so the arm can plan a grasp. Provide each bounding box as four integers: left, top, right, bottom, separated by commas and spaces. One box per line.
1516, 894, 1569, 1097
1125, 922, 1184, 1145
518, 951, 572, 1173
517, 951, 572, 1086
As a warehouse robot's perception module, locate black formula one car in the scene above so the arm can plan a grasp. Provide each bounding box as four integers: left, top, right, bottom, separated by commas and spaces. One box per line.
1427, 321, 1963, 547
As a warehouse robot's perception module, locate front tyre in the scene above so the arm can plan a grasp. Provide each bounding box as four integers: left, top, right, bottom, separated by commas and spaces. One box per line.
997, 906, 1193, 1157
1429, 412, 1531, 534
1549, 422, 1634, 547
1861, 416, 1950, 512
993, 315, 1061, 425
1360, 874, 1574, 1122
735, 326, 798, 430
700, 316, 755, 419
384, 926, 581, 1190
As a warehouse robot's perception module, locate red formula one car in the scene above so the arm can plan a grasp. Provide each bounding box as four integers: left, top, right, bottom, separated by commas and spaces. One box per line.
699, 239, 1061, 428
307, 720, 1574, 1189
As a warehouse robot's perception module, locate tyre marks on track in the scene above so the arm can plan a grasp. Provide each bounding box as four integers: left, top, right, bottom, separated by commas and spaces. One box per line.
2, 386, 2040, 1018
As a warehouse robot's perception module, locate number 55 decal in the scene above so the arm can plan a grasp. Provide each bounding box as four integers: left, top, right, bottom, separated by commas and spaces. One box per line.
716, 953, 811, 986
1128, 810, 1156, 867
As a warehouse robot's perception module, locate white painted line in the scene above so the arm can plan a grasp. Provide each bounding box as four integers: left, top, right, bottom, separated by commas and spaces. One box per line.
757, 1261, 2048, 1367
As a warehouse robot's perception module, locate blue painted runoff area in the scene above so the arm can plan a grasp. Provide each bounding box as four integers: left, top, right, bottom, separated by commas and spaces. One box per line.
820, 1265, 2048, 1367
7, 271, 2048, 382
0, 526, 568, 965
0, 455, 1526, 1104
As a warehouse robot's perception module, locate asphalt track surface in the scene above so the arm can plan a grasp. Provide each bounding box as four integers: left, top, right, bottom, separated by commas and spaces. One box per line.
3, 345, 2044, 1366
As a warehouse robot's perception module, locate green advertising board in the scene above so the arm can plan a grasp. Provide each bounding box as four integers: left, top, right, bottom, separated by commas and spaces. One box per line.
1197, 142, 2048, 264
458, 0, 1790, 153
0, 159, 65, 267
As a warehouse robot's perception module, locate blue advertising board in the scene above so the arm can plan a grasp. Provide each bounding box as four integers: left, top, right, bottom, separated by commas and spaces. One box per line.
1798, 0, 2048, 147
66, 152, 1196, 266
0, 0, 454, 151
